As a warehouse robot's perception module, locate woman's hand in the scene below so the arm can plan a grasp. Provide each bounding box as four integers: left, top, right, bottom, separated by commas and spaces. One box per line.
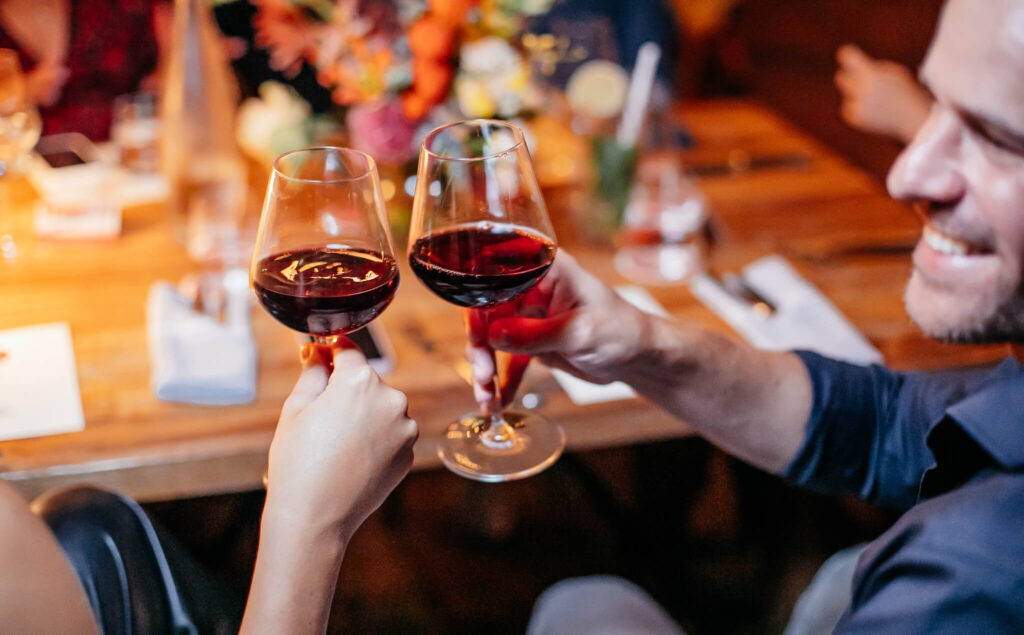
264, 340, 418, 541
242, 341, 417, 635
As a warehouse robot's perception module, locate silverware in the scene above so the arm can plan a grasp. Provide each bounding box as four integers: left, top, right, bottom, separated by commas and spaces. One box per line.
712, 271, 777, 318
684, 150, 813, 178
793, 240, 918, 264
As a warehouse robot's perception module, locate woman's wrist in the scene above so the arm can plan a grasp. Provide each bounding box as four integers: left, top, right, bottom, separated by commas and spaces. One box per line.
262, 486, 352, 551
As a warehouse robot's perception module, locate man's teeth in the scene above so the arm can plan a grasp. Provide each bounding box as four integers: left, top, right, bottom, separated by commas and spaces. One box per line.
923, 225, 970, 255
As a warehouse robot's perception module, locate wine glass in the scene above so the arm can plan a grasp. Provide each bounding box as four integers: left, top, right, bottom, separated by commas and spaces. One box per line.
0, 49, 41, 261
408, 119, 564, 482
250, 147, 399, 346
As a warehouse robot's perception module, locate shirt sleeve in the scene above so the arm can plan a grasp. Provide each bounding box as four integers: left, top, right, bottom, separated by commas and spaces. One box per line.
834, 486, 1024, 634
784, 352, 997, 510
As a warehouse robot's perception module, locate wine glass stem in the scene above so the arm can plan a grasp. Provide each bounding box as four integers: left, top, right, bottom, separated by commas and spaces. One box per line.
0, 173, 15, 262
480, 413, 517, 450
311, 335, 341, 371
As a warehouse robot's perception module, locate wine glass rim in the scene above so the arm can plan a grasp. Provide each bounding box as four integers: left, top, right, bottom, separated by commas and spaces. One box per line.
421, 119, 526, 162
272, 146, 377, 183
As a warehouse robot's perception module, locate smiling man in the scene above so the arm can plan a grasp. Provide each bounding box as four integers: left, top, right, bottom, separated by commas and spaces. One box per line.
474, 0, 1024, 632
894, 0, 1024, 345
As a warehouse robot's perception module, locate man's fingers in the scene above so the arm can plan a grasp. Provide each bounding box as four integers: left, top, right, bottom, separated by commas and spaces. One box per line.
466, 343, 498, 413
466, 343, 496, 386
464, 308, 490, 346
497, 352, 530, 408
488, 313, 576, 355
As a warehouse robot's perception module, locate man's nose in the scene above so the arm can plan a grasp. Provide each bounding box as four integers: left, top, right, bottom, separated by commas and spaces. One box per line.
887, 107, 966, 205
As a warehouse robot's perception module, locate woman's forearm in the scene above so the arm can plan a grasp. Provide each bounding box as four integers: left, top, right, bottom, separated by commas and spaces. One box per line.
239, 499, 347, 635
618, 314, 813, 474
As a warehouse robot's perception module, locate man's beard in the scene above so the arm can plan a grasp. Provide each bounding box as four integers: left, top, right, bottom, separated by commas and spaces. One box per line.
906, 276, 1024, 344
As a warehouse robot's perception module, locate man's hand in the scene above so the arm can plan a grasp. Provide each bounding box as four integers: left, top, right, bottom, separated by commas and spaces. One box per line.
466, 252, 653, 388
264, 341, 417, 542
464, 307, 532, 415
467, 250, 812, 475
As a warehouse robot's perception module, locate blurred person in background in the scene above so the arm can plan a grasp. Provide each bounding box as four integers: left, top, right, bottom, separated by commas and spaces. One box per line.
0, 0, 161, 140
834, 43, 933, 145
0, 341, 417, 634
527, 0, 680, 86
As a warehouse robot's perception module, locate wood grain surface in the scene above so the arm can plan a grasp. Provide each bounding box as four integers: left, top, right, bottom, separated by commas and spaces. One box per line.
0, 101, 1006, 501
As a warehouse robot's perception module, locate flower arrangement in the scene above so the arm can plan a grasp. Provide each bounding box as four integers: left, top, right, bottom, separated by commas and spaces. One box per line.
251, 0, 554, 163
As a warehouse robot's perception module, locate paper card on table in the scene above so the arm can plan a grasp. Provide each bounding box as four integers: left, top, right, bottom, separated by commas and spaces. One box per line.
551, 286, 670, 406
690, 255, 882, 366
0, 322, 85, 441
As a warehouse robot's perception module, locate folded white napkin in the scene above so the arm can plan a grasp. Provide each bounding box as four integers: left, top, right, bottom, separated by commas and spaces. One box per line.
690, 255, 882, 366
146, 269, 257, 405
551, 286, 671, 406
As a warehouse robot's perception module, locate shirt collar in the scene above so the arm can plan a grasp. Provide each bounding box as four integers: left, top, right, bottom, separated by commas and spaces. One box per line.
940, 358, 1024, 470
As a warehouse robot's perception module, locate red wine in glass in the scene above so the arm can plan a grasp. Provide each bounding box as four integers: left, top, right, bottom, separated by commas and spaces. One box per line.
409, 222, 556, 308
253, 246, 399, 336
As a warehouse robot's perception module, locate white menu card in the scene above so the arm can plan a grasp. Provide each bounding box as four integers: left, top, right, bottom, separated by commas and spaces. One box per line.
0, 322, 85, 440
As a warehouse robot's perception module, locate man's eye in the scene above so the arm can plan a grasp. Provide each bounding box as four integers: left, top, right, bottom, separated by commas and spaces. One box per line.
973, 123, 1024, 154
982, 129, 1016, 151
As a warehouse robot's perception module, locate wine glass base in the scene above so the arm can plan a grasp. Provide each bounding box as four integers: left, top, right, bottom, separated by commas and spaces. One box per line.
438, 411, 566, 482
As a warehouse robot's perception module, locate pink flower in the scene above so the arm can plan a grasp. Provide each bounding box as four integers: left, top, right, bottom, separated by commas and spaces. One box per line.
345, 99, 417, 164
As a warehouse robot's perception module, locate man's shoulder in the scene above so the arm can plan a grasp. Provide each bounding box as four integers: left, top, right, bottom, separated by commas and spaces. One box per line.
892, 470, 1024, 565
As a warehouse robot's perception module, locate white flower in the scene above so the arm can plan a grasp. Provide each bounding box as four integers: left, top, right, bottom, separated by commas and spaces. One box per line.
459, 37, 521, 76
235, 82, 312, 163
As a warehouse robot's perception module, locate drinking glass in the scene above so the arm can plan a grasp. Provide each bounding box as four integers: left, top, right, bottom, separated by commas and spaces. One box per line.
615, 156, 710, 285
408, 119, 564, 482
111, 91, 160, 173
250, 147, 399, 345
0, 49, 41, 261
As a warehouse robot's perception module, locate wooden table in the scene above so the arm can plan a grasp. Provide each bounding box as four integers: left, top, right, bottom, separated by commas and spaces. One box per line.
0, 101, 1007, 502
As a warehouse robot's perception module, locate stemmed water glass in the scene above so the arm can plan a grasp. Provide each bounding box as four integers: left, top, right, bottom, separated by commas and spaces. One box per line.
408, 119, 564, 482
0, 49, 42, 261
250, 147, 399, 346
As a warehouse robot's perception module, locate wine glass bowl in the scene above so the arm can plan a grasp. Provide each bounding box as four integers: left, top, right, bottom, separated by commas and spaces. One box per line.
0, 49, 42, 261
250, 147, 398, 342
409, 120, 557, 309
408, 119, 565, 482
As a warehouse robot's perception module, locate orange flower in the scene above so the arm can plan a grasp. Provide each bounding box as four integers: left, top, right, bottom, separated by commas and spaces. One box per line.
428, 0, 478, 26
411, 57, 452, 105
408, 16, 455, 61
401, 91, 430, 120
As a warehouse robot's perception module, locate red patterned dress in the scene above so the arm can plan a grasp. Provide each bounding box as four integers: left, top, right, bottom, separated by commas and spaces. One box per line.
0, 0, 160, 140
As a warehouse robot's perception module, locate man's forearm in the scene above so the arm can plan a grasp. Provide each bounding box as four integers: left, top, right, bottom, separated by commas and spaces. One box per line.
618, 314, 813, 474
